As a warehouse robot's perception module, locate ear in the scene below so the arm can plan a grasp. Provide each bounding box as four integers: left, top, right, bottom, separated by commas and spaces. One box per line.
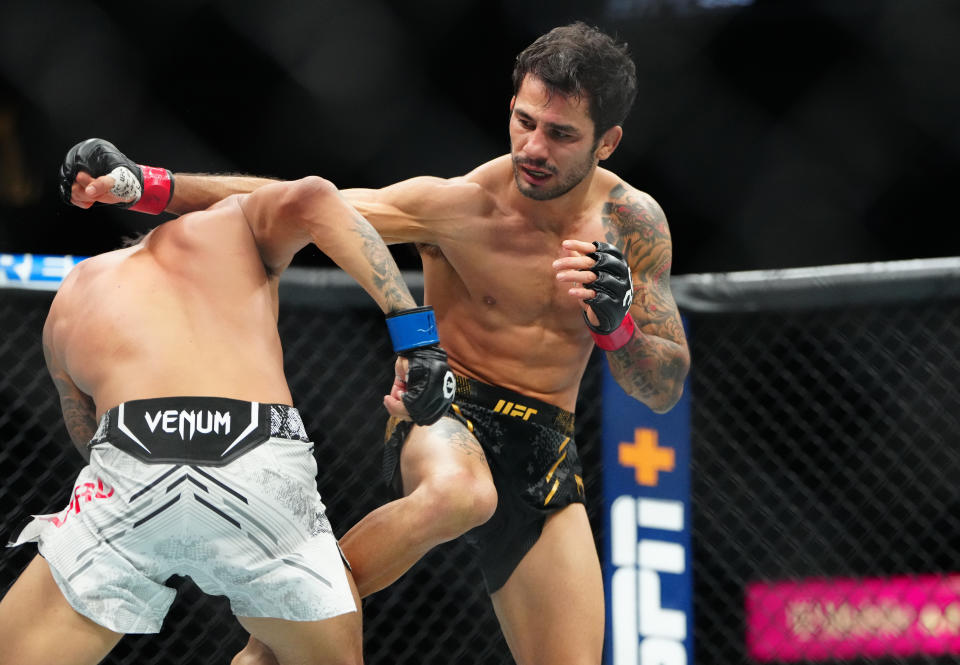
509, 96, 517, 112
595, 125, 623, 161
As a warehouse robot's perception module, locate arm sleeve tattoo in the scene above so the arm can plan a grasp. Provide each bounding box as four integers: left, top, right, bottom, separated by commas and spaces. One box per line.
348, 208, 417, 312
600, 184, 691, 412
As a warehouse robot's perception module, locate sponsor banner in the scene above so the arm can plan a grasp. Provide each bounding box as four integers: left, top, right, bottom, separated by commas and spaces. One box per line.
746, 574, 960, 661
0, 253, 87, 290
602, 347, 692, 665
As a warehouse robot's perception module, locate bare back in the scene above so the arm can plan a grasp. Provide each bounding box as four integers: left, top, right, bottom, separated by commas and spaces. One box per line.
44, 198, 293, 419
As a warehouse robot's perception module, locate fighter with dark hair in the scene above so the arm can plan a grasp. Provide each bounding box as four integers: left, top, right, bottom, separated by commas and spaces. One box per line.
62, 22, 690, 665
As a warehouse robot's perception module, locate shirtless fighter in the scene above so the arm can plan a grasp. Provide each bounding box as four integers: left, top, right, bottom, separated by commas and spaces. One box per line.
0, 139, 454, 665
61, 22, 690, 665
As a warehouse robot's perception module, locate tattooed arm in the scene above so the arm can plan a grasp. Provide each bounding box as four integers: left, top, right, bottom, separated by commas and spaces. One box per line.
556, 184, 690, 412
238, 176, 417, 313
42, 326, 96, 461
602, 185, 689, 412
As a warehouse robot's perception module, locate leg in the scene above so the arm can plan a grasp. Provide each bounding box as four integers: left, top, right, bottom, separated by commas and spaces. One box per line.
235, 564, 363, 665
231, 636, 280, 665
339, 416, 498, 597
232, 416, 498, 665
490, 504, 605, 665
0, 555, 124, 665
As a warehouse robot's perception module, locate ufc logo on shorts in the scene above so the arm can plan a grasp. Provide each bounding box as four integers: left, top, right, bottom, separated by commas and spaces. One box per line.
49, 478, 116, 528
493, 400, 538, 420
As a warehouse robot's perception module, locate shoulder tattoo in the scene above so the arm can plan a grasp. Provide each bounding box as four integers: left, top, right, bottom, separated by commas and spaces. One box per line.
601, 184, 685, 341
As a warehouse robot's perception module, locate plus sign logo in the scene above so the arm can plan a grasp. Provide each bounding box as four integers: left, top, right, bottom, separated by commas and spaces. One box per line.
609, 426, 689, 665
618, 428, 675, 486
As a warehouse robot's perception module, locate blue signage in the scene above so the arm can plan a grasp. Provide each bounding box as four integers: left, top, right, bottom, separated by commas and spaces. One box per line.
0, 253, 87, 290
602, 337, 693, 665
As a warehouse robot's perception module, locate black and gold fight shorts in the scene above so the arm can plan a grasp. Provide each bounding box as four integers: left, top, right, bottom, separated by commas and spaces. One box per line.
383, 375, 583, 593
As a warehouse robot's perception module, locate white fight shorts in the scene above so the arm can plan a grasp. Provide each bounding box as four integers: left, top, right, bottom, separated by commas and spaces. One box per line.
8, 397, 356, 634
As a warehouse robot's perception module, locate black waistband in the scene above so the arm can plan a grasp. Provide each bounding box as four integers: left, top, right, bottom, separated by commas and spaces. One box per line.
454, 376, 575, 435
90, 397, 309, 466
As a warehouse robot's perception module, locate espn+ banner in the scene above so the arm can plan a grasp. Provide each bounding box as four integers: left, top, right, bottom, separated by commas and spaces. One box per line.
0, 253, 87, 290
602, 355, 692, 665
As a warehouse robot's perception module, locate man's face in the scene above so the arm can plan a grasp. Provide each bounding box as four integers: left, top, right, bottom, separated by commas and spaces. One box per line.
509, 75, 598, 201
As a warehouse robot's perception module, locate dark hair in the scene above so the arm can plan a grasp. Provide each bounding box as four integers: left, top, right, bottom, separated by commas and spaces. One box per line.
512, 22, 638, 139
120, 231, 148, 248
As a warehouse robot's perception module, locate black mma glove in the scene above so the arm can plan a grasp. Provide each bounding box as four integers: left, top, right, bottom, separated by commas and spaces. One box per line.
385, 306, 456, 426
583, 241, 637, 351
58, 138, 174, 214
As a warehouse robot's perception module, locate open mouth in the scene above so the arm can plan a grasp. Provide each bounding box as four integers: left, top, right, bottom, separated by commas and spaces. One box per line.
519, 163, 554, 184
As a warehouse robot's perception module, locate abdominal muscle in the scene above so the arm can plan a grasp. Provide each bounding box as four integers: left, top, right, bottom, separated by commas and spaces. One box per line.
437, 309, 595, 412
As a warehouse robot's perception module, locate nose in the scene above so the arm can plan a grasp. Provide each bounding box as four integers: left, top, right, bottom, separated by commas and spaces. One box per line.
522, 128, 549, 161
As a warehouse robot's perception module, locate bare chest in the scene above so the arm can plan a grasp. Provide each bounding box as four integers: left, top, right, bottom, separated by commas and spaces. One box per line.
430, 211, 604, 325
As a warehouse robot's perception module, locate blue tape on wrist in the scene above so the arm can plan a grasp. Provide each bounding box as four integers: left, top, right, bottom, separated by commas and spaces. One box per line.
385, 306, 439, 352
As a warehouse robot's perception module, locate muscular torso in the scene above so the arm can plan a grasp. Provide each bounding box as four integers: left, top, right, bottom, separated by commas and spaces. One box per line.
414, 157, 620, 411
45, 200, 293, 418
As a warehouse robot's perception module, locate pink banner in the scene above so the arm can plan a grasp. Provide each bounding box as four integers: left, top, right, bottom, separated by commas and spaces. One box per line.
746, 574, 960, 661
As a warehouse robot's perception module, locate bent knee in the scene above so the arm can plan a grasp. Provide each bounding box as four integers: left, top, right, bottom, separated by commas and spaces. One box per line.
469, 475, 498, 525
230, 639, 279, 665
406, 472, 496, 540
231, 637, 361, 665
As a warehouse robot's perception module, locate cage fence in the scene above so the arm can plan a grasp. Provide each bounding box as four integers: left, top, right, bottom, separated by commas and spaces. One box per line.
2, 257, 960, 664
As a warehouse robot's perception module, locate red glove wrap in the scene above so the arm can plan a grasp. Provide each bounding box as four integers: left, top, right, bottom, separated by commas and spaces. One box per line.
590, 313, 636, 351
130, 165, 174, 215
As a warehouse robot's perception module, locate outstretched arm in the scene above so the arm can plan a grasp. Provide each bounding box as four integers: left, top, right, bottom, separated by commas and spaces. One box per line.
70, 167, 275, 214
56, 140, 411, 308
170, 173, 277, 215
238, 177, 455, 426
237, 176, 416, 313
555, 186, 690, 413
60, 138, 480, 247
60, 138, 278, 215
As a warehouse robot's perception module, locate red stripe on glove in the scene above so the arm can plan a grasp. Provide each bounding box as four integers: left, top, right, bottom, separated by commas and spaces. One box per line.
590, 313, 636, 351
130, 165, 173, 215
